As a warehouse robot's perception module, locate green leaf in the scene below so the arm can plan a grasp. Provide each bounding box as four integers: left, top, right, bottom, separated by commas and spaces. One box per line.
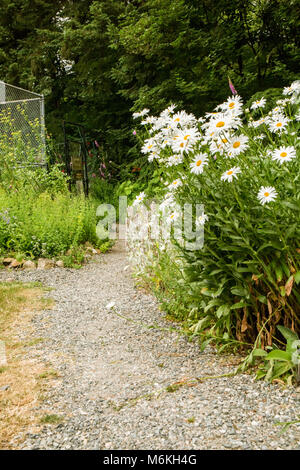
190, 316, 211, 333
230, 300, 248, 310
216, 304, 231, 318
271, 362, 293, 380
253, 348, 268, 357
204, 299, 221, 312
255, 369, 267, 380
265, 350, 291, 361
231, 286, 249, 297
275, 265, 283, 282
277, 325, 299, 342
257, 295, 268, 304
281, 201, 300, 211
294, 271, 300, 284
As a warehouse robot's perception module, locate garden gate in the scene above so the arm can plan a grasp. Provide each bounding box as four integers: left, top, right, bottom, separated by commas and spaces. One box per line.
62, 120, 89, 197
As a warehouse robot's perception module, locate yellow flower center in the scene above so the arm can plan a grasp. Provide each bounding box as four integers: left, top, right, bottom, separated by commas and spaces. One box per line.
276, 122, 282, 127
227, 171, 233, 175
147, 144, 153, 149
280, 152, 287, 158
216, 121, 225, 128
229, 102, 235, 108
184, 134, 190, 140
180, 142, 184, 148
233, 141, 240, 148
264, 192, 270, 197
196, 160, 202, 167
175, 118, 180, 122
222, 138, 228, 143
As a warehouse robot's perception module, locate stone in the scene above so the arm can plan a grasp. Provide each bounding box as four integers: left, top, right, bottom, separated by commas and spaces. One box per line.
23, 260, 36, 270
0, 385, 10, 391
8, 259, 22, 268
37, 258, 55, 270
56, 260, 64, 268
3, 257, 15, 266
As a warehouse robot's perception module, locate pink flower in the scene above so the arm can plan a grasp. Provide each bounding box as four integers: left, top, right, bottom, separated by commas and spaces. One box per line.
228, 77, 237, 96
94, 140, 99, 148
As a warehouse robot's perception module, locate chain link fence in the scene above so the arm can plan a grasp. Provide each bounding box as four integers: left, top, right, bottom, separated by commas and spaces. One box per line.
0, 81, 46, 165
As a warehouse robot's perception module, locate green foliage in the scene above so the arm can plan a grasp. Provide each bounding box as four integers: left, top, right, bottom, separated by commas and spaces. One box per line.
0, 188, 100, 258
0, 1, 299, 164
253, 326, 300, 384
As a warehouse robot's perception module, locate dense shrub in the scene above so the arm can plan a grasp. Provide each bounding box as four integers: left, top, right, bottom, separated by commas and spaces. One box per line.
0, 189, 100, 258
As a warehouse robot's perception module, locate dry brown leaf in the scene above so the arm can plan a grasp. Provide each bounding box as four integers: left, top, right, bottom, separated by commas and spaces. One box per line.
285, 276, 294, 296
241, 309, 248, 333
267, 299, 273, 315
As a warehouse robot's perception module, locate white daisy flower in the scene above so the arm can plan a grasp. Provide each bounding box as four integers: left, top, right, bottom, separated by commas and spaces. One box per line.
225, 135, 249, 156
159, 194, 176, 213
268, 114, 289, 133
221, 166, 241, 182
209, 139, 226, 156
171, 111, 197, 128
141, 138, 158, 154
271, 146, 296, 164
168, 179, 183, 190
168, 211, 180, 223
140, 115, 156, 126
270, 106, 284, 116
248, 117, 269, 128
253, 133, 265, 141
132, 108, 150, 119
133, 191, 146, 206
206, 113, 240, 135
166, 154, 184, 166
166, 104, 176, 114
220, 95, 243, 116
105, 301, 115, 309
190, 154, 209, 175
147, 152, 159, 162
196, 212, 209, 227
257, 186, 277, 205
251, 97, 266, 110
283, 81, 300, 96
172, 128, 200, 153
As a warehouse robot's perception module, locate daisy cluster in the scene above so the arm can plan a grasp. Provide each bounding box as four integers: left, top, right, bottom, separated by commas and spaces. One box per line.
132, 80, 299, 216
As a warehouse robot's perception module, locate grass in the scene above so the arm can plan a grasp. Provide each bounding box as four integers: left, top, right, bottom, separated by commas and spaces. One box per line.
0, 281, 54, 449
40, 414, 63, 425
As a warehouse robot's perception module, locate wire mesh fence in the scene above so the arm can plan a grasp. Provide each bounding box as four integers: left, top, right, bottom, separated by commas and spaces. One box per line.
0, 81, 46, 166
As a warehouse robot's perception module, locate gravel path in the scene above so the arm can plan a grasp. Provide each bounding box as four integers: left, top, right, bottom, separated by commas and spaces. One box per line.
1, 241, 300, 450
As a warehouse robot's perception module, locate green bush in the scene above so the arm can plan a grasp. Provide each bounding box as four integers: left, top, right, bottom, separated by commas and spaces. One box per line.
0, 189, 100, 258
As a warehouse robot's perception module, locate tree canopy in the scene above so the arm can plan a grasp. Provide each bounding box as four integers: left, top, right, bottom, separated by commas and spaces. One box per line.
0, 0, 299, 162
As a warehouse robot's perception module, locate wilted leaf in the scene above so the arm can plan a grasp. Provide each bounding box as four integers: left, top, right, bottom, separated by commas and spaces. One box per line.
241, 308, 249, 333
285, 275, 294, 296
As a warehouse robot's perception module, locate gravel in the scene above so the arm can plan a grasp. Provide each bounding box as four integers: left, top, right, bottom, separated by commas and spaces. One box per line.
1, 241, 300, 450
